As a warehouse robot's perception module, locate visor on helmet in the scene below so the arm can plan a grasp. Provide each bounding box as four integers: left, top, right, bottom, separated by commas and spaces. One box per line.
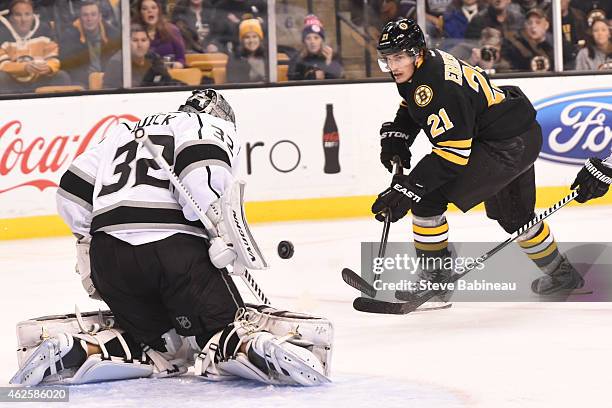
376, 49, 415, 73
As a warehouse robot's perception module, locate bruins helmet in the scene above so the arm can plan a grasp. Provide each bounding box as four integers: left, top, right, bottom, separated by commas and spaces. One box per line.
376, 18, 426, 72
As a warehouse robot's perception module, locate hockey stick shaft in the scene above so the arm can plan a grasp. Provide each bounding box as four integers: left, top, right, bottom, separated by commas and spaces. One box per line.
408, 190, 578, 307
136, 130, 271, 305
372, 157, 403, 292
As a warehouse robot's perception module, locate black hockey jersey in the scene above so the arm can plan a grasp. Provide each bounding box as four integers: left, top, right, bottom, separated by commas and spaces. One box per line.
392, 48, 536, 196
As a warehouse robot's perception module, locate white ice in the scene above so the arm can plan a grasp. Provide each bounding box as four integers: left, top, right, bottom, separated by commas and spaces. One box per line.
1, 205, 611, 408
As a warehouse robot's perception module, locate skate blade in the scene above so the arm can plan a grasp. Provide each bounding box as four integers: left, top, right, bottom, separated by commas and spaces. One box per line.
269, 343, 331, 386
10, 339, 55, 385
415, 302, 453, 312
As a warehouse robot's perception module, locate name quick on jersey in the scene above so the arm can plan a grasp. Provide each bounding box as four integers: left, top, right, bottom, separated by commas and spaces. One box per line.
132, 114, 178, 130
393, 183, 422, 202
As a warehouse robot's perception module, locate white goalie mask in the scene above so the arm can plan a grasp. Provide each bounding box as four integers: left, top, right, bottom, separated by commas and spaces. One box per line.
179, 89, 236, 127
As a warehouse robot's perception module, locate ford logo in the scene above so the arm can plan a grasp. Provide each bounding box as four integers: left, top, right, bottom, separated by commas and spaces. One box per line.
534, 89, 612, 165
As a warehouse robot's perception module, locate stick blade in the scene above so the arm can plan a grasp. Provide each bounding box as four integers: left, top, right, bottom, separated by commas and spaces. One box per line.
341, 268, 376, 298
352, 297, 417, 315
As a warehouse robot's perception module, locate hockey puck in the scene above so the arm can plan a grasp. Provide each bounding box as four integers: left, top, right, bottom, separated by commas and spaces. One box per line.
277, 240, 294, 259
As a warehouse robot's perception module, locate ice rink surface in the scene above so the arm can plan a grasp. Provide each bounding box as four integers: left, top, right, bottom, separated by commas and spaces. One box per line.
1, 205, 611, 408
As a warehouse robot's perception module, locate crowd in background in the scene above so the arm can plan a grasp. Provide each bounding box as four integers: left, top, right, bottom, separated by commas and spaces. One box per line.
365, 0, 611, 74
0, 0, 609, 94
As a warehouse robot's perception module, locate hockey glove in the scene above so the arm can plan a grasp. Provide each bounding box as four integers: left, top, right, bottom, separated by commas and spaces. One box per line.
380, 122, 415, 172
571, 157, 612, 203
372, 175, 424, 222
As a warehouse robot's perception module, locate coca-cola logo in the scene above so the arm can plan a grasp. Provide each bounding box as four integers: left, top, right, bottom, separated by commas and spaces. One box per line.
535, 89, 612, 165
0, 114, 139, 194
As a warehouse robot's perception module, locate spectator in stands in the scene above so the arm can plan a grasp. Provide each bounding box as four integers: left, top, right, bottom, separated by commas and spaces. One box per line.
226, 18, 266, 83
288, 14, 344, 81
134, 0, 186, 68
0, 0, 70, 93
214, 0, 267, 52
375, 0, 416, 25
425, 0, 454, 38
575, 17, 612, 70
444, 0, 482, 39
104, 23, 178, 87
504, 8, 569, 71
512, 0, 548, 14
550, 0, 587, 65
465, 27, 512, 72
37, 0, 117, 44
574, 1, 611, 21
59, 0, 121, 88
465, 0, 524, 39
171, 0, 231, 53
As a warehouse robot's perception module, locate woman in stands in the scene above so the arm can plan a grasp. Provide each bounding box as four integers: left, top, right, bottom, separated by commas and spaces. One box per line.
226, 18, 266, 83
134, 0, 186, 68
575, 16, 612, 71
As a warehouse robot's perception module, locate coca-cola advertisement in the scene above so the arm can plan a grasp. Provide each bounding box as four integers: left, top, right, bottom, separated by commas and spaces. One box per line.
0, 115, 139, 195
323, 103, 341, 174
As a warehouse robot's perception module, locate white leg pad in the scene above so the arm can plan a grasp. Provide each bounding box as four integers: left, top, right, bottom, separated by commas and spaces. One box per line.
60, 355, 154, 384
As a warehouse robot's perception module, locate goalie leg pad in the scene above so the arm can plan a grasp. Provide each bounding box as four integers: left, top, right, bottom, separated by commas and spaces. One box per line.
194, 306, 333, 386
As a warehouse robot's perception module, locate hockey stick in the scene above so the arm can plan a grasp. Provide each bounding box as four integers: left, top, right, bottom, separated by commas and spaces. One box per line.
134, 128, 270, 305
354, 190, 578, 314
341, 157, 401, 298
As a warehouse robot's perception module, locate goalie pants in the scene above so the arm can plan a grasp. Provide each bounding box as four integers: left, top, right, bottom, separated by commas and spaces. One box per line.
412, 121, 543, 233
90, 232, 243, 351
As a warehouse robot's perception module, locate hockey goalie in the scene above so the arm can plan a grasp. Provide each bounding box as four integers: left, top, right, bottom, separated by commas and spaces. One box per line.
10, 89, 333, 387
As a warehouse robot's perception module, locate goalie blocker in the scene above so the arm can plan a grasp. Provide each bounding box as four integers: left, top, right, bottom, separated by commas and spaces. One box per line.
11, 305, 333, 386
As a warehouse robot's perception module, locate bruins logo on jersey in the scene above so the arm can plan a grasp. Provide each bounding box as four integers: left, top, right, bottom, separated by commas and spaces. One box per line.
414, 85, 433, 107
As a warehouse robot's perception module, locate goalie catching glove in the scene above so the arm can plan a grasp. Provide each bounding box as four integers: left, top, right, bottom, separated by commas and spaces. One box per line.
206, 180, 268, 271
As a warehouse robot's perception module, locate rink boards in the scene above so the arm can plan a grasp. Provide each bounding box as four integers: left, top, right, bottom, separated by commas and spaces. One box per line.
0, 74, 611, 239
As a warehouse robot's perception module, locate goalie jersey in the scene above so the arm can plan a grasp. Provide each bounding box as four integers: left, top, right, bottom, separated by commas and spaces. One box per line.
392, 49, 537, 196
56, 111, 240, 245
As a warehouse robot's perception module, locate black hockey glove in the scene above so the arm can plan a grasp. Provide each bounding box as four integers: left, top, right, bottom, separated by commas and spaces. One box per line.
571, 157, 612, 203
371, 174, 424, 222
380, 122, 414, 172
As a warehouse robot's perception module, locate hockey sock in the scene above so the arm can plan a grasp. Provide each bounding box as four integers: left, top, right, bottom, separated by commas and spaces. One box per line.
518, 222, 562, 274
413, 215, 450, 270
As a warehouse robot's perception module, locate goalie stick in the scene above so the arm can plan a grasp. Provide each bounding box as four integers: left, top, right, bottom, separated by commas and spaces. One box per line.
135, 128, 270, 305
354, 190, 579, 314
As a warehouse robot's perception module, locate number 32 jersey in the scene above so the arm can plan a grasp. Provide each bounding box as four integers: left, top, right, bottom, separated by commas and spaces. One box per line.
392, 49, 536, 196
56, 111, 240, 245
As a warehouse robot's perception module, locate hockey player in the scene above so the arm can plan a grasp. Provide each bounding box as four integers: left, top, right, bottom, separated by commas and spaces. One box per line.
11, 89, 330, 386
571, 155, 612, 203
371, 18, 584, 296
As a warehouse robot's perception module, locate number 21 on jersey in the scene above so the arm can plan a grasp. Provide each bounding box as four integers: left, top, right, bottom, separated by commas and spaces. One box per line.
427, 108, 454, 138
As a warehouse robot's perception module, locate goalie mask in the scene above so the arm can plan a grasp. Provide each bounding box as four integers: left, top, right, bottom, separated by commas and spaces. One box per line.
179, 89, 236, 127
